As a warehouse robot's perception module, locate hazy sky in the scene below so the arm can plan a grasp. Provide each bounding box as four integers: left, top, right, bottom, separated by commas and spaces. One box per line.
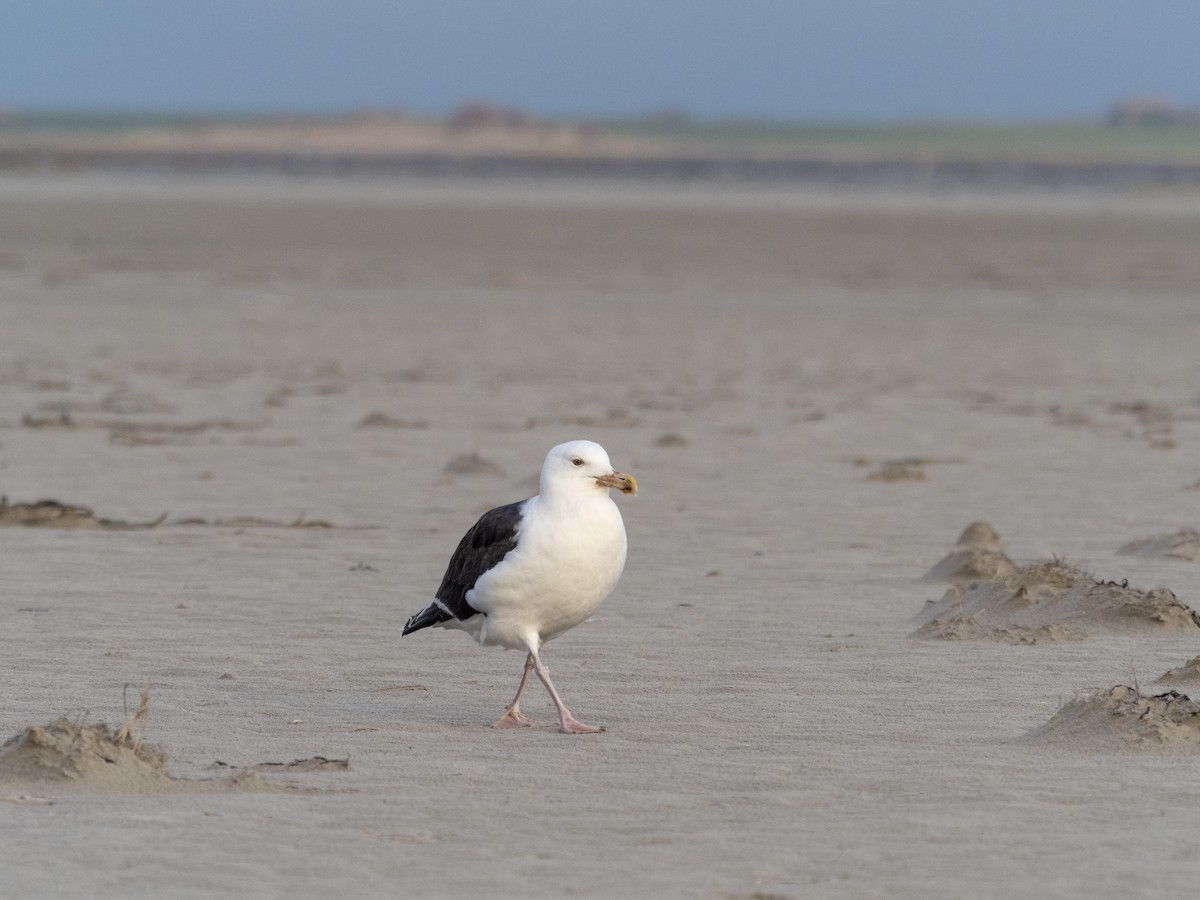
5, 1, 1199, 120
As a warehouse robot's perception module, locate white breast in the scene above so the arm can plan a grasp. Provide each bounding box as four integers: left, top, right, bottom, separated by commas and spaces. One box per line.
468, 494, 627, 650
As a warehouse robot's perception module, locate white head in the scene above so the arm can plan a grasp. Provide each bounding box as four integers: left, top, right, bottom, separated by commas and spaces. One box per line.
539, 440, 638, 500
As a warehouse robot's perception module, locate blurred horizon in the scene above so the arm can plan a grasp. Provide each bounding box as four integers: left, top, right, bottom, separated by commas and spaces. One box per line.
0, 104, 1168, 126
4, 2, 1200, 123
0, 103, 1188, 127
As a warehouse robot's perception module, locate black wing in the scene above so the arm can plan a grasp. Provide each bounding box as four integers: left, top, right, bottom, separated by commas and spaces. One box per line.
402, 500, 525, 636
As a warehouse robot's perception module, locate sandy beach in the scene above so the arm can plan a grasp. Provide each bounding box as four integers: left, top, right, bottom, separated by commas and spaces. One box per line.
2, 173, 1200, 898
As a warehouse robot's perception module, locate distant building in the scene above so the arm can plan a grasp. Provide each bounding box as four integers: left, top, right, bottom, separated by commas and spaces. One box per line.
446, 100, 540, 132
1108, 95, 1200, 127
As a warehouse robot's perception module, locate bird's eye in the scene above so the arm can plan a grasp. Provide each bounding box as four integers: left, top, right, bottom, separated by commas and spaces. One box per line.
571, 457, 584, 467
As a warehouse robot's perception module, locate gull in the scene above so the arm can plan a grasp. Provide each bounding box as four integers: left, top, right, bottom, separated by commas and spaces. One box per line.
403, 440, 637, 734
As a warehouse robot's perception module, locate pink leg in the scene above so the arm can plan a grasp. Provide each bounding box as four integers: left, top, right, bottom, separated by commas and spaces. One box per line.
532, 654, 604, 735
491, 652, 541, 728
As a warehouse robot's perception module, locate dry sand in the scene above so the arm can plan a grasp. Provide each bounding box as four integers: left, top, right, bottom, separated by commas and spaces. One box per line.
3, 174, 1200, 898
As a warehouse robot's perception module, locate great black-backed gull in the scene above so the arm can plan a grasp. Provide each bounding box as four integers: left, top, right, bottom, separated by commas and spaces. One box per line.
403, 440, 637, 734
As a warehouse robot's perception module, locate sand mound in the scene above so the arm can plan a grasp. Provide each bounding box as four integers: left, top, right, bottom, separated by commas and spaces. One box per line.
1028, 685, 1200, 751
1117, 528, 1200, 561
864, 459, 926, 482
0, 498, 339, 530
172, 513, 333, 528
443, 452, 501, 475
915, 559, 1200, 642
212, 756, 351, 773
0, 717, 173, 789
358, 412, 428, 429
1157, 656, 1200, 685
0, 696, 332, 793
854, 456, 964, 482
922, 521, 1017, 583
955, 522, 1002, 547
0, 498, 165, 529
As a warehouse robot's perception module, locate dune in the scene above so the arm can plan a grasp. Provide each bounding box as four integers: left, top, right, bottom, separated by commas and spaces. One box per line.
1028, 685, 1200, 751
922, 520, 1017, 583
916, 558, 1200, 642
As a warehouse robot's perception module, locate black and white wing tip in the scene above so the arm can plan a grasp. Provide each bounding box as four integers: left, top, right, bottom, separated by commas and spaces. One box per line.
402, 500, 526, 636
